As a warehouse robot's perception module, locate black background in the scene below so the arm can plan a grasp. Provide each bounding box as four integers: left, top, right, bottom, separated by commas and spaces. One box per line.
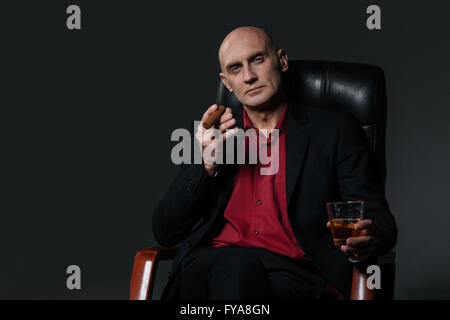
1, 0, 449, 299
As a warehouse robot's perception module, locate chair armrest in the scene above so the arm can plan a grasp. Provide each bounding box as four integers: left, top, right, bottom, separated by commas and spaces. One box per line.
350, 251, 396, 300
130, 247, 395, 300
351, 265, 375, 300
129, 247, 176, 300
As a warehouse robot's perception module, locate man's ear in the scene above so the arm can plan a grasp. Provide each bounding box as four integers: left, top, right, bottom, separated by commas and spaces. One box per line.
219, 73, 233, 92
277, 49, 289, 73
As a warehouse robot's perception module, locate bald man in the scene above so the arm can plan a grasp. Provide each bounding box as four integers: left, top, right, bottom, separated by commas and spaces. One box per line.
152, 26, 397, 300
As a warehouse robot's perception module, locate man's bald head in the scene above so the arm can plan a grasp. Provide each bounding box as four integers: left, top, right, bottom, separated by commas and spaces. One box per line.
217, 26, 288, 110
218, 26, 278, 72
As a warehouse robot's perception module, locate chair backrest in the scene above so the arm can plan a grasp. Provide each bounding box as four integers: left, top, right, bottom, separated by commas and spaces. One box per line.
216, 60, 388, 190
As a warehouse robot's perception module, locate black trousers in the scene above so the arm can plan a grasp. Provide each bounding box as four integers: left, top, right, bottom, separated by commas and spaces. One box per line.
177, 246, 327, 300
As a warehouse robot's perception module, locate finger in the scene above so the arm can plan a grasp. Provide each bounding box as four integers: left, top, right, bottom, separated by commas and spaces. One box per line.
341, 245, 356, 256
201, 128, 221, 147
218, 110, 233, 131
355, 219, 375, 231
203, 126, 237, 147
219, 108, 233, 123
341, 245, 366, 255
341, 245, 375, 260
326, 221, 331, 228
360, 228, 374, 237
346, 236, 372, 247
218, 118, 236, 132
341, 245, 355, 255
201, 104, 218, 123
222, 127, 239, 141
219, 112, 233, 124
346, 236, 378, 248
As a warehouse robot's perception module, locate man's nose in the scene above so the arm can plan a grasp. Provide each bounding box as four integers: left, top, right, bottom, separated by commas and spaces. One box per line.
243, 66, 257, 84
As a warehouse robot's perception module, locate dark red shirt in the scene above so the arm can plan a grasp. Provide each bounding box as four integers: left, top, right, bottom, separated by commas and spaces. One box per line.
210, 103, 308, 260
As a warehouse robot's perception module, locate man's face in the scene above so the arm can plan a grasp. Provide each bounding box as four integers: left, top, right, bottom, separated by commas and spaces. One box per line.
219, 31, 288, 109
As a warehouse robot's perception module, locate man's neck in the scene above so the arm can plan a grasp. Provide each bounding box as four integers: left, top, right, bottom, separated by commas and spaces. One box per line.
243, 97, 287, 137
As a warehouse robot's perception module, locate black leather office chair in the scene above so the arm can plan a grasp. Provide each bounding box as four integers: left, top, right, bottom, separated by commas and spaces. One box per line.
130, 60, 395, 300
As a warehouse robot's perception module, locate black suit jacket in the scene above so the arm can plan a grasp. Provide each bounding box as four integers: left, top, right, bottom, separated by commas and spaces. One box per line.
152, 99, 397, 299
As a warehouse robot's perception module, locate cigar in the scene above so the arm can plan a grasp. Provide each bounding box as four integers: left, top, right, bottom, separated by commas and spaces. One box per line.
203, 105, 226, 129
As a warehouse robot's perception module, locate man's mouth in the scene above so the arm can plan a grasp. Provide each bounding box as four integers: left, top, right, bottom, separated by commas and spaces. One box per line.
246, 86, 264, 94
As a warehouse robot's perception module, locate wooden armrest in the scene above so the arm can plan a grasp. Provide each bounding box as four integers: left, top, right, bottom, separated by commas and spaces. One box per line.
129, 247, 176, 300
350, 251, 396, 300
351, 265, 374, 300
130, 247, 395, 300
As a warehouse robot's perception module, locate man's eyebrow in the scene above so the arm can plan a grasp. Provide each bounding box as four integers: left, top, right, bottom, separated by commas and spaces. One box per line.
248, 51, 266, 61
225, 60, 242, 70
225, 51, 266, 70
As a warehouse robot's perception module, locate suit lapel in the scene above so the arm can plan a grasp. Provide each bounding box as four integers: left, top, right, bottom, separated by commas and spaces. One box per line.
286, 100, 310, 210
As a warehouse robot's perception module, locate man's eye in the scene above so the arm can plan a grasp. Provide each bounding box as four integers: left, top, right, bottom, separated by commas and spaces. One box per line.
230, 66, 240, 72
254, 56, 264, 62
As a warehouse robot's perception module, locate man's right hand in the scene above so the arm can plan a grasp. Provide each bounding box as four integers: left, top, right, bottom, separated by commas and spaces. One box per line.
195, 104, 238, 176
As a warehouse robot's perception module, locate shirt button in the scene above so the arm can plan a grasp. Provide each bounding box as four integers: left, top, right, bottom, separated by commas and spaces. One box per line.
255, 230, 260, 235
256, 200, 263, 205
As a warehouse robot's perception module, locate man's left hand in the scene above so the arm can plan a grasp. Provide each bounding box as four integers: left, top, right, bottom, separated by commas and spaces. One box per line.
326, 219, 380, 261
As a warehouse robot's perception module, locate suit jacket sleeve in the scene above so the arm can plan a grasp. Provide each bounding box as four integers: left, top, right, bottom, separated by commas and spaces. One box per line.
336, 111, 398, 255
152, 123, 221, 247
